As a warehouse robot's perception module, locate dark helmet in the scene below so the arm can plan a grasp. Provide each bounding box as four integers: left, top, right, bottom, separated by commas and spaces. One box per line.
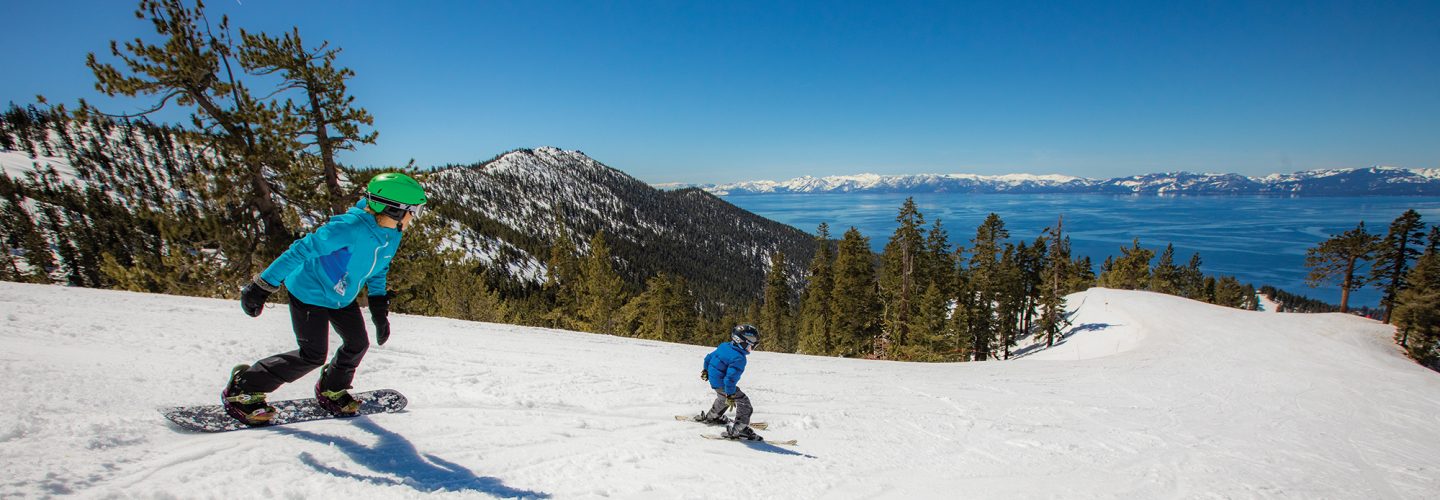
730, 324, 760, 353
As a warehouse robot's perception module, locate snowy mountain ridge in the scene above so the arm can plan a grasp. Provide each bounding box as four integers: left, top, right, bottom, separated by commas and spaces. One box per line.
426, 147, 816, 302
676, 165, 1440, 195
4, 282, 1439, 498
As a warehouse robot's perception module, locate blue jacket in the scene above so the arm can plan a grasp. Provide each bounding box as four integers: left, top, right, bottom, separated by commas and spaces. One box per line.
259, 201, 403, 309
704, 342, 748, 395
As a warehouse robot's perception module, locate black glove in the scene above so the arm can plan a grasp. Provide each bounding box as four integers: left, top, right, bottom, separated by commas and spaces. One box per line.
700, 369, 709, 382
240, 276, 277, 317
369, 292, 392, 345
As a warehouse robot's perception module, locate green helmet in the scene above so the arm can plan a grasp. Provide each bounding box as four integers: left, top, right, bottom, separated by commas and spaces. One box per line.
365, 172, 427, 217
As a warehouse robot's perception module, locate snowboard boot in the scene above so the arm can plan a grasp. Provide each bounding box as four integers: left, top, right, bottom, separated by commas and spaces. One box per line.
723, 421, 763, 441
315, 383, 360, 416
221, 364, 275, 426
693, 412, 729, 426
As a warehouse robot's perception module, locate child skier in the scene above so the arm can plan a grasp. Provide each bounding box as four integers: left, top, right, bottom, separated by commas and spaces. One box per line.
694, 324, 763, 440
220, 172, 427, 425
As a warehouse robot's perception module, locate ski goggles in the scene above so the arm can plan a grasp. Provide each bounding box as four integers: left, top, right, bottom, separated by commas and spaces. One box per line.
367, 192, 427, 219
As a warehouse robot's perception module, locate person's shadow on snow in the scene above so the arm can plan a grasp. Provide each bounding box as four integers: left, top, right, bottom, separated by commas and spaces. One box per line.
277, 418, 549, 498
738, 440, 817, 459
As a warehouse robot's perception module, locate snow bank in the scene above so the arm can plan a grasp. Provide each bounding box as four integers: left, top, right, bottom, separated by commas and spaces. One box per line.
1, 283, 1437, 498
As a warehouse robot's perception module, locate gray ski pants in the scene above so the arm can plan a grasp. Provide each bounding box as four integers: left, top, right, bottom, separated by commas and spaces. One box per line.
705, 388, 753, 426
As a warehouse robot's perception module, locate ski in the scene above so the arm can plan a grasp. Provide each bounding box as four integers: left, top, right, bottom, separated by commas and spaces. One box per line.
673, 415, 767, 430
701, 433, 797, 446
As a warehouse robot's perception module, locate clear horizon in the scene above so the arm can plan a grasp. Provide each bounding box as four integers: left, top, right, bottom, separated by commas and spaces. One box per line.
4, 0, 1438, 184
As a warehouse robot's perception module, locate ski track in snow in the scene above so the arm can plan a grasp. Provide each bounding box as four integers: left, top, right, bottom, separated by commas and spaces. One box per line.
1, 282, 1438, 498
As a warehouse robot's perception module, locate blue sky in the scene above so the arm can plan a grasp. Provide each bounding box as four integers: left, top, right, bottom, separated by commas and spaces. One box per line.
3, 1, 1438, 183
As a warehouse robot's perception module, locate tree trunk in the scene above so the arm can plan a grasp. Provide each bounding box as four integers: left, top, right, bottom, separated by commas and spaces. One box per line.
307, 87, 343, 214
1340, 257, 1356, 313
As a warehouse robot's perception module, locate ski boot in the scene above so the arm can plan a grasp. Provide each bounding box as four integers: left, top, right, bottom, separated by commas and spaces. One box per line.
221, 364, 275, 426
693, 411, 729, 426
723, 421, 763, 441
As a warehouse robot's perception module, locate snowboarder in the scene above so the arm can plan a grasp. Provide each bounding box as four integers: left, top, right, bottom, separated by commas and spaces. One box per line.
221, 172, 427, 425
694, 324, 763, 440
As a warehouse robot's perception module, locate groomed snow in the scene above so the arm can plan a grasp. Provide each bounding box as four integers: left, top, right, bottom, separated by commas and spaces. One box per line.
2, 282, 1438, 498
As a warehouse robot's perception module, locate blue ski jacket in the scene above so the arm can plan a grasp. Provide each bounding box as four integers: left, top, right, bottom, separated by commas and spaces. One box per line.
259, 200, 403, 309
703, 341, 748, 395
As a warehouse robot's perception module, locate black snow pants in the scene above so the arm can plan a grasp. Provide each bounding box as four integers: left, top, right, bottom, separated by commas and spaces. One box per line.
236, 295, 369, 393
705, 388, 753, 426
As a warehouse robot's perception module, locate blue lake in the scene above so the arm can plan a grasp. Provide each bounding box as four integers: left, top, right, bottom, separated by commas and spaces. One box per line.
722, 193, 1440, 308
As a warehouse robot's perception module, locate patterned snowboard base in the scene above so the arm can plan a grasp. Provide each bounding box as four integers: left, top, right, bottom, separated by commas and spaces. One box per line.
161, 389, 407, 432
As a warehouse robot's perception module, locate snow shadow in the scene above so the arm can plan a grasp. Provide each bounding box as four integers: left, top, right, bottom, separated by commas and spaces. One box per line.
737, 441, 817, 459
278, 418, 549, 498
1011, 322, 1117, 359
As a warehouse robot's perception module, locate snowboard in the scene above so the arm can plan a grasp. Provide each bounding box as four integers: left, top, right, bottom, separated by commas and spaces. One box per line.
161, 389, 407, 432
701, 433, 798, 446
673, 415, 768, 430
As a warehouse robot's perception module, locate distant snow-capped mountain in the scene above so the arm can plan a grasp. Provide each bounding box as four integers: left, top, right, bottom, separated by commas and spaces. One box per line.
673, 166, 1440, 196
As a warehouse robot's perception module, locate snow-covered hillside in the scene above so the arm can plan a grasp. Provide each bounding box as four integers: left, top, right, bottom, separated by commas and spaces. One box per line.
3, 282, 1438, 498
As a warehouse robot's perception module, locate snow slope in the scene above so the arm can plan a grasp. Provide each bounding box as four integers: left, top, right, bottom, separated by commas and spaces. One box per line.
2, 283, 1438, 498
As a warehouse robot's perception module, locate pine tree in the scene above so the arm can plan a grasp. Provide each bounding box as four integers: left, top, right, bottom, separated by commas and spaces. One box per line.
1212, 276, 1248, 308
624, 273, 697, 343
238, 27, 376, 215
947, 258, 977, 361
1179, 253, 1206, 300
1392, 228, 1440, 364
1037, 217, 1071, 347
760, 251, 794, 352
967, 214, 1009, 361
1371, 210, 1425, 324
578, 232, 627, 335
87, 0, 297, 256
797, 224, 835, 355
38, 205, 82, 286
830, 227, 880, 357
924, 218, 955, 294
1100, 238, 1154, 290
0, 194, 55, 282
1305, 222, 1379, 313
1150, 244, 1181, 295
909, 281, 949, 360
879, 198, 926, 357
663, 275, 700, 343
1070, 255, 1096, 292
995, 243, 1024, 359
543, 215, 582, 329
